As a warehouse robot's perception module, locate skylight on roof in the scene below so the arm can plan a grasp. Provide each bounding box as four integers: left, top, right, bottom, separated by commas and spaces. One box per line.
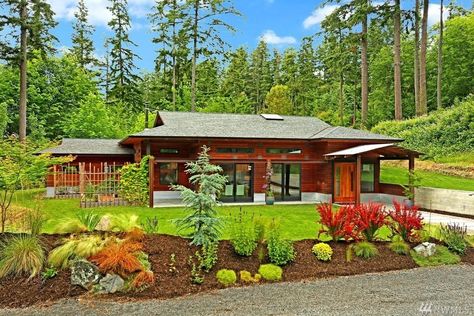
260, 114, 283, 121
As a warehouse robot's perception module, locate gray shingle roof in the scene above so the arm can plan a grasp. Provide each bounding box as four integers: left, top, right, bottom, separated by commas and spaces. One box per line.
128, 111, 400, 141
41, 139, 134, 155
312, 126, 402, 141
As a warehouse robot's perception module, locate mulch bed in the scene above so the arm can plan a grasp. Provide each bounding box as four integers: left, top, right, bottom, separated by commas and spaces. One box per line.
0, 234, 471, 309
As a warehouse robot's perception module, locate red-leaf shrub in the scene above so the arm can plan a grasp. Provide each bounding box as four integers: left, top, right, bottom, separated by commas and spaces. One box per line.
354, 202, 387, 241
317, 203, 358, 241
388, 200, 423, 241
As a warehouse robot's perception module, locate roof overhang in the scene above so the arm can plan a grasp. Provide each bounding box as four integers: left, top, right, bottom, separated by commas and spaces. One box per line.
324, 143, 422, 159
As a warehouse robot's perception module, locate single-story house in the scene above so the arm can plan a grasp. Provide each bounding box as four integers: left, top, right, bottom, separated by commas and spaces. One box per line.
43, 111, 420, 206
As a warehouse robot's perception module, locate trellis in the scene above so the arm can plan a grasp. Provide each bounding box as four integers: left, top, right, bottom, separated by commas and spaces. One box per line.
52, 162, 131, 208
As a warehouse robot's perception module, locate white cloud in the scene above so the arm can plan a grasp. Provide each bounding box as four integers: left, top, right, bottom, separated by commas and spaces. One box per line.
46, 0, 153, 26
259, 30, 296, 45
427, 3, 449, 27
303, 5, 339, 29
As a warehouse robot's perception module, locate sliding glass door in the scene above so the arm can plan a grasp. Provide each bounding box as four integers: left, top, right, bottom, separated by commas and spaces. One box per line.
271, 163, 301, 201
220, 163, 253, 202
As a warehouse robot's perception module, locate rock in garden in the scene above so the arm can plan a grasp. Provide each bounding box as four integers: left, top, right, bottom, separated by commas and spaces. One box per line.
413, 242, 436, 257
99, 274, 124, 294
71, 260, 101, 290
96, 215, 111, 231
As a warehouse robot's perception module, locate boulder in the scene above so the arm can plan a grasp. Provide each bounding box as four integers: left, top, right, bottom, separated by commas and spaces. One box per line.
71, 260, 101, 290
99, 274, 124, 294
413, 242, 437, 257
96, 215, 111, 231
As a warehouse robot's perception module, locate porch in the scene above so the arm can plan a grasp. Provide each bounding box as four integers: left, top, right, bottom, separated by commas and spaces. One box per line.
324, 143, 421, 205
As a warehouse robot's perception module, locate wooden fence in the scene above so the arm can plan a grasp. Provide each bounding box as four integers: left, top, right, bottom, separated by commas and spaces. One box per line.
51, 162, 131, 208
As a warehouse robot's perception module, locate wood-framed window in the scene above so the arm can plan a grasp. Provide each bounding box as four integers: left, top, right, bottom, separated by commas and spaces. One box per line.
160, 148, 179, 154
159, 162, 178, 185
266, 148, 302, 154
216, 148, 254, 154
361, 163, 375, 192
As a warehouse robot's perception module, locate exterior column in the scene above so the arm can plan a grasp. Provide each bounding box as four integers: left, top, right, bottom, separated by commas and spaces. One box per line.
355, 155, 362, 206
408, 154, 415, 201
149, 156, 155, 208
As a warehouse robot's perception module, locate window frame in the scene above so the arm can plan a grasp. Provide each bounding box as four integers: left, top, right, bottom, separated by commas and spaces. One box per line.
361, 163, 375, 193
159, 162, 179, 185
266, 148, 302, 154
216, 147, 254, 154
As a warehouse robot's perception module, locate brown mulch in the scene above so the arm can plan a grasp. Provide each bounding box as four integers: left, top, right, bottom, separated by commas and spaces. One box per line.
461, 247, 474, 264
0, 234, 470, 309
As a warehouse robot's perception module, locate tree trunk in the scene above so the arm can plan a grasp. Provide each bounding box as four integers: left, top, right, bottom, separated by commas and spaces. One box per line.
419, 0, 429, 116
414, 0, 420, 115
437, 0, 443, 109
19, 1, 28, 141
394, 0, 403, 121
339, 73, 344, 126
172, 1, 177, 111
360, 5, 368, 127
190, 0, 198, 112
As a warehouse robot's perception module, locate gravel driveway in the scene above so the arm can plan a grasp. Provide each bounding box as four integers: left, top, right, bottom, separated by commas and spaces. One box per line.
2, 265, 473, 316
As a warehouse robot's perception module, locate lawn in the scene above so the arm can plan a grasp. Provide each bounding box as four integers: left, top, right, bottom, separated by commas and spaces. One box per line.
380, 166, 474, 191
11, 189, 321, 240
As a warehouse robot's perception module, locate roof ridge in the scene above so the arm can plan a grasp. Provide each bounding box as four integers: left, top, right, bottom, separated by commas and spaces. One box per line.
310, 125, 337, 139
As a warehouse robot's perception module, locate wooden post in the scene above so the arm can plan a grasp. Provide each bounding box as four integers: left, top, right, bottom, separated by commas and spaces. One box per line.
79, 162, 85, 197
409, 154, 415, 202
355, 155, 362, 206
149, 156, 155, 208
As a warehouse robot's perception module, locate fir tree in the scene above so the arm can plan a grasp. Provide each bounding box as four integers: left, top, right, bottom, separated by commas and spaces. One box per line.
0, 0, 57, 141
71, 0, 97, 71
107, 0, 141, 112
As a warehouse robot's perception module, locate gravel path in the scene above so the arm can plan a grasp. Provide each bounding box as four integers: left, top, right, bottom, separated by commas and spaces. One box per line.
2, 265, 473, 316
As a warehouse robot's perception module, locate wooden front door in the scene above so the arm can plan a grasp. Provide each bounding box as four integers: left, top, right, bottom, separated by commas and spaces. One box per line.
334, 162, 356, 203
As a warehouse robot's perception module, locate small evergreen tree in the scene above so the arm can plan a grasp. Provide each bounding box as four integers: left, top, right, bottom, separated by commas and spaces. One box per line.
172, 146, 227, 246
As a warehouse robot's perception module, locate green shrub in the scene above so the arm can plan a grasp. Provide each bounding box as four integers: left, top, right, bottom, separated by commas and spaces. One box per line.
48, 235, 110, 269
197, 242, 218, 272
119, 156, 149, 205
353, 241, 378, 259
41, 267, 58, 280
76, 211, 102, 232
0, 235, 44, 279
267, 223, 296, 266
216, 269, 237, 286
389, 240, 410, 255
439, 223, 468, 255
110, 214, 141, 232
230, 209, 257, 256
371, 98, 474, 158
312, 242, 333, 261
410, 245, 461, 267
239, 270, 260, 283
141, 216, 159, 234
55, 219, 88, 234
258, 264, 282, 281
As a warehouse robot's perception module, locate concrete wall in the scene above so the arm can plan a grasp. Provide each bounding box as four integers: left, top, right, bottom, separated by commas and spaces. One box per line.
415, 187, 474, 217
361, 193, 405, 204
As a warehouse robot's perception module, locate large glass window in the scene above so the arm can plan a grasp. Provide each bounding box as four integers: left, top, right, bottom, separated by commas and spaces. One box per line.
266, 148, 302, 154
361, 163, 375, 192
159, 162, 178, 185
220, 163, 253, 202
216, 148, 254, 154
271, 163, 301, 201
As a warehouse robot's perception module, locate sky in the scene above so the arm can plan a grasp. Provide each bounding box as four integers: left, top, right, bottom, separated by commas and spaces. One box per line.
46, 0, 472, 72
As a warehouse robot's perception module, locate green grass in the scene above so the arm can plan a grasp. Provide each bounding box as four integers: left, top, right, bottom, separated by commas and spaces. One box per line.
380, 166, 474, 191
435, 152, 474, 167
410, 245, 461, 267
10, 189, 321, 240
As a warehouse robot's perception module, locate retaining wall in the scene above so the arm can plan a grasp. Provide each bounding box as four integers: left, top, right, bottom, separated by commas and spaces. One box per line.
415, 187, 474, 217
